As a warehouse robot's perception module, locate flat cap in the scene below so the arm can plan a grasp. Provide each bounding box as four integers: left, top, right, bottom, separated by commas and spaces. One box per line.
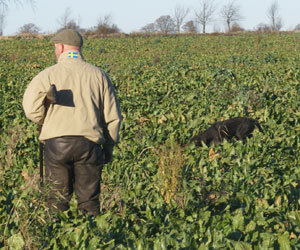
51, 29, 83, 47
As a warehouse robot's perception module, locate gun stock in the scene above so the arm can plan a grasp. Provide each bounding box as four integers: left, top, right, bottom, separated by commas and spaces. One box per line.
45, 84, 57, 105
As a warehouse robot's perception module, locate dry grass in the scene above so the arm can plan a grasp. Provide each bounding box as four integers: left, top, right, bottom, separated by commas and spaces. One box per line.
156, 144, 185, 204
2, 125, 25, 169
2, 171, 53, 250
0, 125, 53, 249
100, 183, 125, 215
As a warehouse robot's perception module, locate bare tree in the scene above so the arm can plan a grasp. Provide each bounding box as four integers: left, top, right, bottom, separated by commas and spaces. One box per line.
256, 23, 272, 33
220, 0, 243, 32
194, 0, 216, 34
141, 23, 157, 33
83, 14, 120, 35
173, 5, 189, 33
0, 8, 5, 35
76, 14, 82, 30
97, 14, 113, 28
57, 7, 72, 28
230, 22, 244, 32
94, 14, 120, 34
267, 1, 282, 31
0, 0, 35, 35
57, 7, 72, 29
155, 15, 176, 34
18, 23, 40, 34
65, 20, 81, 30
295, 24, 300, 31
0, 0, 35, 9
182, 20, 197, 33
57, 7, 82, 31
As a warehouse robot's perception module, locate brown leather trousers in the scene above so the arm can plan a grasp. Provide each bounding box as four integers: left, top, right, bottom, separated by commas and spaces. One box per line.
44, 136, 104, 216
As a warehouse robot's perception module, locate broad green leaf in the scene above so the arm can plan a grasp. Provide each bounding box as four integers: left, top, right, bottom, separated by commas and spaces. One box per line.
278, 234, 291, 250
7, 233, 25, 250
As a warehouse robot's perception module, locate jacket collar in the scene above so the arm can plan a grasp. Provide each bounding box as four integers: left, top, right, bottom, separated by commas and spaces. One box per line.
58, 50, 83, 63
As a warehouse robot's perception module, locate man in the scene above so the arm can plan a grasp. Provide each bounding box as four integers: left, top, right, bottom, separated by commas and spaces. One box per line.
22, 29, 122, 216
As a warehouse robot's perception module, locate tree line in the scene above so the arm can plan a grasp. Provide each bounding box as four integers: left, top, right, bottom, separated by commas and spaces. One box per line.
0, 0, 299, 36
141, 0, 285, 34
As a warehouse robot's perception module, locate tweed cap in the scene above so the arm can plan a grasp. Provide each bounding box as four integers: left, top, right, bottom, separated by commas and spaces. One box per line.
51, 29, 83, 47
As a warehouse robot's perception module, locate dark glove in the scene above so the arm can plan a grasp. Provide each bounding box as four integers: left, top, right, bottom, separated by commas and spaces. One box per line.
103, 144, 113, 164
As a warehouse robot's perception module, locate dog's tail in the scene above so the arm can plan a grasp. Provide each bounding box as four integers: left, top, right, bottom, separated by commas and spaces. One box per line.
254, 119, 264, 133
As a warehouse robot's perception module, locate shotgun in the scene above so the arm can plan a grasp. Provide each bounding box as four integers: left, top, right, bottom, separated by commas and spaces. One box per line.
39, 84, 57, 186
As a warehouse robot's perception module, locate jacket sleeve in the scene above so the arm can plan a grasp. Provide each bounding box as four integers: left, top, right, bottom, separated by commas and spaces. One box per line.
101, 73, 122, 147
22, 73, 49, 125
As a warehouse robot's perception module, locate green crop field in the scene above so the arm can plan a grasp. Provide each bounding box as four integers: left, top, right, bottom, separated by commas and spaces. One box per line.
0, 33, 300, 249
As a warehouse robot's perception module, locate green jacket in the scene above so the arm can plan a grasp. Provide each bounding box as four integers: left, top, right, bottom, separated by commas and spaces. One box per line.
23, 50, 122, 147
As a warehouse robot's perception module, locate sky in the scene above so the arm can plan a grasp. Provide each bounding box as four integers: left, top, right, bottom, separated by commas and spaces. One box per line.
2, 0, 300, 35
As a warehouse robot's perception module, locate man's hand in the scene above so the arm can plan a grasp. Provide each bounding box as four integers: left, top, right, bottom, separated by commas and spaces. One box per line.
45, 84, 57, 106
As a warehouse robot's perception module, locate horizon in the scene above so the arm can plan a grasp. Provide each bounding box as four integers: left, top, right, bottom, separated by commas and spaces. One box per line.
1, 0, 300, 35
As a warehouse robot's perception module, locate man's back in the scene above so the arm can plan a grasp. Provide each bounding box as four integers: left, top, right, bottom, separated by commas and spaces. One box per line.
23, 50, 121, 145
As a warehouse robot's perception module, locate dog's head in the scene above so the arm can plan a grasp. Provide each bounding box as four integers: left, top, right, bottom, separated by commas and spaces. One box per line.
190, 133, 209, 147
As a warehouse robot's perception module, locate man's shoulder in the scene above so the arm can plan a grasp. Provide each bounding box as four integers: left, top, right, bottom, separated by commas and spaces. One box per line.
82, 61, 106, 75
32, 64, 58, 80
36, 60, 108, 80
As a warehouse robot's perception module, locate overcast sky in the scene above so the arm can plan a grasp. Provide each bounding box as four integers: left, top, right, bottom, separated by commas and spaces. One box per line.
2, 0, 300, 35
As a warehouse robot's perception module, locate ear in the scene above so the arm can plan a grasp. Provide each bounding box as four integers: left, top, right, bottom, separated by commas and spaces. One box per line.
60, 44, 65, 53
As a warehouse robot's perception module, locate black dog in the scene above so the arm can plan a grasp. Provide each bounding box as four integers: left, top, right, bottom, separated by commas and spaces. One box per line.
190, 117, 263, 147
